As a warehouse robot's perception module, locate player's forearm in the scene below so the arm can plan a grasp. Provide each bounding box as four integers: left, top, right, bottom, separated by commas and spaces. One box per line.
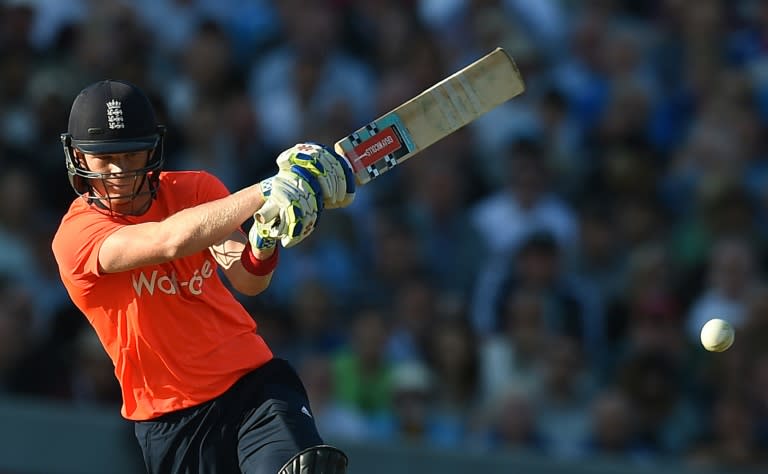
211, 233, 275, 296
98, 184, 267, 274
229, 265, 274, 296
163, 184, 265, 258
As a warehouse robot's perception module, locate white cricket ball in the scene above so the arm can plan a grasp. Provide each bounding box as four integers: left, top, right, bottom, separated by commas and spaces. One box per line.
700, 318, 735, 352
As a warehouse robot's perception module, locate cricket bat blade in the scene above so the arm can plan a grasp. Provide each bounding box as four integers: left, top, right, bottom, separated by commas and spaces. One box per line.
334, 47, 525, 185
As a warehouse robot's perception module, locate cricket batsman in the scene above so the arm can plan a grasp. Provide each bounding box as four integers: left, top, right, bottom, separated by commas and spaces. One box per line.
52, 80, 354, 473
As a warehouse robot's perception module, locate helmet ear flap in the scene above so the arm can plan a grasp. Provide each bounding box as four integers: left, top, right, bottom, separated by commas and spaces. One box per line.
61, 133, 90, 195
145, 125, 166, 198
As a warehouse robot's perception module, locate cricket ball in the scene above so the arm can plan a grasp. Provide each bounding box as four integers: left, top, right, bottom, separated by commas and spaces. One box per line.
700, 318, 735, 352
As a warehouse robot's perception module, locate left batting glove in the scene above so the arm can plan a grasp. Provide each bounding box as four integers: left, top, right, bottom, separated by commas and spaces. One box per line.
276, 142, 356, 209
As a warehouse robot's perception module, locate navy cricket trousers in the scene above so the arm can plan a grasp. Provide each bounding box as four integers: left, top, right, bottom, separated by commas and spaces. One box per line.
134, 358, 323, 474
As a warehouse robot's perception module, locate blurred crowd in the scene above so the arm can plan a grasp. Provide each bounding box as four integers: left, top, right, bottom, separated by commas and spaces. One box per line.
2, 0, 768, 471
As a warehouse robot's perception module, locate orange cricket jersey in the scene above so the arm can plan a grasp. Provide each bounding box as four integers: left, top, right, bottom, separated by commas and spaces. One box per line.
52, 171, 273, 420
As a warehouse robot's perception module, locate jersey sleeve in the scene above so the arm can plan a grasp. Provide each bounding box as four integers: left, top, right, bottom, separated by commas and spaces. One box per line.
52, 210, 126, 287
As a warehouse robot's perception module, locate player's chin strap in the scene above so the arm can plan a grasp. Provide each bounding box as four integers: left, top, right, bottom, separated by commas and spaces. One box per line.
278, 445, 348, 474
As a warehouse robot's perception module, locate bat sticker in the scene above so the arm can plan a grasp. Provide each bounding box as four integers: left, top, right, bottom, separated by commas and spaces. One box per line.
340, 114, 415, 175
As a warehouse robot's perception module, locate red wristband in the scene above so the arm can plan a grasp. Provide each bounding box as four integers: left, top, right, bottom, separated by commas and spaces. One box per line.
241, 242, 279, 276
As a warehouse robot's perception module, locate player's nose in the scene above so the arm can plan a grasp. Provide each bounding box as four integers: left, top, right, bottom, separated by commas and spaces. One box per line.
108, 156, 132, 174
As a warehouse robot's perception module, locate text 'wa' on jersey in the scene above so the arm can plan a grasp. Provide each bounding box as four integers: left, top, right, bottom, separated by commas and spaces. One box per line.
52, 171, 273, 420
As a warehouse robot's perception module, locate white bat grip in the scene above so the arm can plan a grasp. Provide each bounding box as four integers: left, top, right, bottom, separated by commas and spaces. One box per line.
254, 201, 282, 237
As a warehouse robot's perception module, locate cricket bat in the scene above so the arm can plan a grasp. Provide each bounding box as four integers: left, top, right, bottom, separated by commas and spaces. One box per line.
256, 47, 525, 230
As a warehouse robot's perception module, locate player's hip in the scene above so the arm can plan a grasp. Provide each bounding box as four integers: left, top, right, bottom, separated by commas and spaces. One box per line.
134, 358, 322, 473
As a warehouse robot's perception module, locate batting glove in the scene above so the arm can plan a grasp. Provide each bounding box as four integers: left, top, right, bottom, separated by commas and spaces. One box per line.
252, 166, 322, 248
276, 142, 356, 209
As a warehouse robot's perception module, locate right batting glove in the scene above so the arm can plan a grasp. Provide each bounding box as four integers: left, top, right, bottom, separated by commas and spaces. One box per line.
252, 166, 323, 248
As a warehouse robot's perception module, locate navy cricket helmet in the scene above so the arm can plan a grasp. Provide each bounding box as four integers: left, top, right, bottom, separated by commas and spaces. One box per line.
61, 80, 165, 212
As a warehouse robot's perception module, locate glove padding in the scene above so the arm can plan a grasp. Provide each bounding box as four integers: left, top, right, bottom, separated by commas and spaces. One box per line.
252, 166, 322, 248
276, 143, 355, 209
251, 232, 277, 251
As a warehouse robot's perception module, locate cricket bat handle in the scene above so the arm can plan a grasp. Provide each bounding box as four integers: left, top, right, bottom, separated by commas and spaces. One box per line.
254, 201, 282, 238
